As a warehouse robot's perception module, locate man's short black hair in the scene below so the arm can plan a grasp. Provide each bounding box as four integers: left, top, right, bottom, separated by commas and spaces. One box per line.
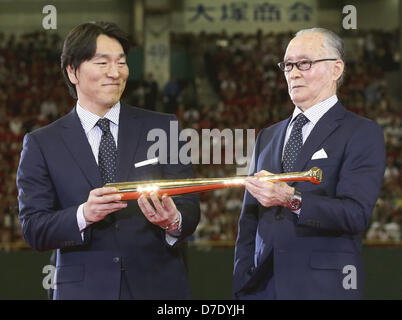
61, 21, 130, 99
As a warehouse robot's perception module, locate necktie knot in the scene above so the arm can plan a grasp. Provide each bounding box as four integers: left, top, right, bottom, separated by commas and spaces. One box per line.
96, 118, 111, 133
293, 113, 309, 130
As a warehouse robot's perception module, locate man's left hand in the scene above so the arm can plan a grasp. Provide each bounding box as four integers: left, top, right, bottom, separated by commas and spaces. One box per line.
137, 193, 180, 231
244, 170, 295, 208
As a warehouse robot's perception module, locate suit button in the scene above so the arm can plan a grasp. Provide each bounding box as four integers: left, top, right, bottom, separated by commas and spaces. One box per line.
115, 223, 120, 230
247, 266, 255, 275
113, 257, 120, 263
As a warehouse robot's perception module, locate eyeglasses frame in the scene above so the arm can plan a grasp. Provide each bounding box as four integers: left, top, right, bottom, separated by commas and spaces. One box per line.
277, 58, 339, 72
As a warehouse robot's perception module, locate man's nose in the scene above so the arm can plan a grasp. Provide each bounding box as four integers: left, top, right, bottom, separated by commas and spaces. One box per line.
287, 66, 302, 79
107, 63, 119, 78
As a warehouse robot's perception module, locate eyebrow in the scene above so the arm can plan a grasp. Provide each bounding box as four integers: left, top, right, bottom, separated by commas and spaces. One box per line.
284, 55, 311, 62
93, 53, 126, 59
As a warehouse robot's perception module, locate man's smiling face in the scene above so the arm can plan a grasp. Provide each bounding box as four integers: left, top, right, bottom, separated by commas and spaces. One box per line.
67, 34, 129, 115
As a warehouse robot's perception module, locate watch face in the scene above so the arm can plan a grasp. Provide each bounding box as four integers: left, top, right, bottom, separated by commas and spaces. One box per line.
288, 190, 302, 210
289, 198, 301, 210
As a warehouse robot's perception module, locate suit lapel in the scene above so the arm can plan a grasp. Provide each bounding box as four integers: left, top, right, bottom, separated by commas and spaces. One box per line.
291, 102, 346, 178
60, 108, 103, 188
259, 118, 290, 174
273, 119, 290, 173
115, 104, 144, 182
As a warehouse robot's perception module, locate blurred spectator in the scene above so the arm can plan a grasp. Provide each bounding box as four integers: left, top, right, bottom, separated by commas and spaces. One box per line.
179, 80, 198, 110
39, 91, 58, 121
144, 73, 158, 111
163, 76, 181, 114
384, 217, 401, 242
366, 221, 388, 241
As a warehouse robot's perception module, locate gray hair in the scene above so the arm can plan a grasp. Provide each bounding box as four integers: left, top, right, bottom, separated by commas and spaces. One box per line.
295, 28, 345, 87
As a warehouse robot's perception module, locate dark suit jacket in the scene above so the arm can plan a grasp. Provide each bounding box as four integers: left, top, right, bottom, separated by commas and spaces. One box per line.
17, 103, 200, 300
233, 102, 385, 299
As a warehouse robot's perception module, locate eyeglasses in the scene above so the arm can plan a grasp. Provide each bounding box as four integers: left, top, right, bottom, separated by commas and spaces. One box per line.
277, 58, 338, 72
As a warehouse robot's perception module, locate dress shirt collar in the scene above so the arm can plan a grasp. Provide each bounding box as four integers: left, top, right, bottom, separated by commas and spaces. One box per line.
290, 95, 338, 126
76, 101, 120, 134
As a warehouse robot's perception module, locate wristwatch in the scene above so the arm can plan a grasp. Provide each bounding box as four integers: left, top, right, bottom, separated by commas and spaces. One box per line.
287, 189, 302, 210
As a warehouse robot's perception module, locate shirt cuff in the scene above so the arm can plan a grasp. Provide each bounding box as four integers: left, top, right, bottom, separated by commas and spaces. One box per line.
292, 208, 301, 216
77, 203, 93, 240
165, 211, 182, 246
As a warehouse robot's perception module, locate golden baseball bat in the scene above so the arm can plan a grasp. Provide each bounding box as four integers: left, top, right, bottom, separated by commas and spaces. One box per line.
105, 167, 322, 200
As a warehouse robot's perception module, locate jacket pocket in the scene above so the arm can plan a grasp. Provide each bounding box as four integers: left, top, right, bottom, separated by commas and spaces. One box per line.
309, 158, 339, 168
56, 264, 85, 284
309, 251, 356, 270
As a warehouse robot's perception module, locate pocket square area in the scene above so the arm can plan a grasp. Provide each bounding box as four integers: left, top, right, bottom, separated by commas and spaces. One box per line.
311, 148, 328, 160
135, 158, 159, 168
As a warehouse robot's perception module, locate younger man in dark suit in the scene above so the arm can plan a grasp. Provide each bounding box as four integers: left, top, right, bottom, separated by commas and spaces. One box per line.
17, 22, 200, 300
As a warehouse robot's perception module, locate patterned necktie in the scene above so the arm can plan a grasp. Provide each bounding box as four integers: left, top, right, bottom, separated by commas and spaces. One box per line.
282, 113, 309, 173
96, 118, 117, 184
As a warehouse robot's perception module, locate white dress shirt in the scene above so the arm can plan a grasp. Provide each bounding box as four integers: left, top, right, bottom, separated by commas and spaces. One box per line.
283, 94, 338, 154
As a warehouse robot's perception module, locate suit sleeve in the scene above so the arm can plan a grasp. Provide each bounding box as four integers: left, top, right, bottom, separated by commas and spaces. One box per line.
297, 120, 386, 234
162, 115, 200, 243
17, 133, 86, 251
232, 129, 262, 293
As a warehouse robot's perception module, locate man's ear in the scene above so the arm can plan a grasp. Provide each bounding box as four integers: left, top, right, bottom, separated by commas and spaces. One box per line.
333, 60, 344, 82
66, 65, 79, 85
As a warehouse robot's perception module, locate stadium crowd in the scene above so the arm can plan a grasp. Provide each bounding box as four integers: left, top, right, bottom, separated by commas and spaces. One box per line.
0, 29, 400, 249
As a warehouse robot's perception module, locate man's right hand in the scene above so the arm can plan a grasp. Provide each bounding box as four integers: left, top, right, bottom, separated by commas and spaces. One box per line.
83, 187, 127, 223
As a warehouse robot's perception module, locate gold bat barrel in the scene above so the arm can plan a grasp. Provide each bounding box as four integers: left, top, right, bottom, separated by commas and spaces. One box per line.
106, 167, 322, 200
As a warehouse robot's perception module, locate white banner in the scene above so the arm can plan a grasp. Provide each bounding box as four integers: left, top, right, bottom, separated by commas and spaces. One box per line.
144, 14, 170, 89
184, 0, 317, 34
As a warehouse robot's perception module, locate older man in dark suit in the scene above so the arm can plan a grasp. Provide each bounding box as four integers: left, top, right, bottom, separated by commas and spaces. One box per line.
17, 22, 200, 300
233, 28, 385, 299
